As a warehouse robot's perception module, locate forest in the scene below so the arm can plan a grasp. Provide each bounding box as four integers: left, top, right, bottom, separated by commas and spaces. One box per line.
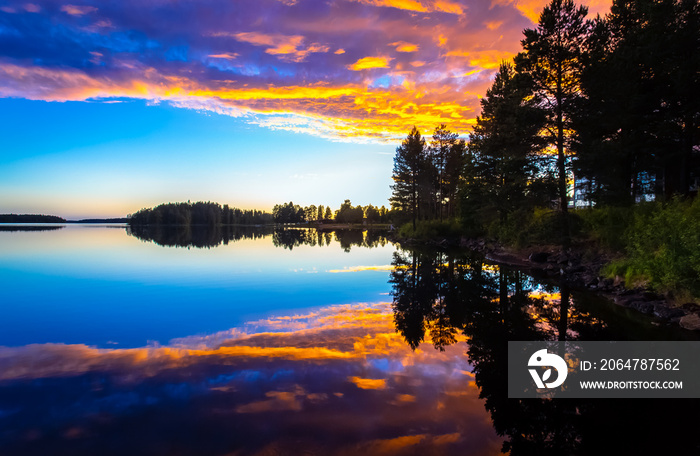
388, 0, 699, 300
128, 202, 273, 226
128, 200, 394, 227
0, 214, 66, 223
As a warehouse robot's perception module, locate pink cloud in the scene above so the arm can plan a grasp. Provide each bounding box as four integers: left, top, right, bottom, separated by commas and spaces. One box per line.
0, 0, 612, 142
61, 4, 98, 16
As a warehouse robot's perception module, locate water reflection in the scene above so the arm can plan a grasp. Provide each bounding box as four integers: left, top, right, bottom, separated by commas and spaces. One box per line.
0, 225, 64, 232
128, 225, 389, 251
389, 247, 700, 455
127, 224, 274, 248
0, 303, 502, 456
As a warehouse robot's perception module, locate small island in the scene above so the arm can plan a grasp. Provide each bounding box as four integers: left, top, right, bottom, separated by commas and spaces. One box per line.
0, 214, 66, 223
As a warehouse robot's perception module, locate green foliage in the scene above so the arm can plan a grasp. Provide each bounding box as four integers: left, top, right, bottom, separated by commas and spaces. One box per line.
390, 126, 427, 229
273, 202, 305, 224
387, 0, 699, 301
517, 0, 592, 232
461, 61, 552, 233
430, 124, 466, 220
479, 207, 583, 247
397, 219, 462, 239
606, 198, 700, 299
576, 0, 700, 202
335, 199, 364, 224
576, 206, 634, 251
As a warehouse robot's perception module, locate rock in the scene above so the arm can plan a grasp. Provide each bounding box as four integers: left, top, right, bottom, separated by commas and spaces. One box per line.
584, 276, 598, 287
652, 304, 686, 320
681, 303, 700, 313
680, 313, 700, 331
629, 301, 654, 314
567, 258, 582, 267
643, 291, 662, 301
614, 296, 635, 307
529, 252, 549, 263
556, 255, 569, 265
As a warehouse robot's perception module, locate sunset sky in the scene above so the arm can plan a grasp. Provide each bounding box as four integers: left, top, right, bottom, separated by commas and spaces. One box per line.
0, 0, 611, 219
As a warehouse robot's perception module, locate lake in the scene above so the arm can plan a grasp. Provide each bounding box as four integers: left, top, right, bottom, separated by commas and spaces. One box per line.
0, 224, 698, 455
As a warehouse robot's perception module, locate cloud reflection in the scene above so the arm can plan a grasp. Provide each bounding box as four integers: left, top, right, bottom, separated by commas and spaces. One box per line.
0, 302, 498, 455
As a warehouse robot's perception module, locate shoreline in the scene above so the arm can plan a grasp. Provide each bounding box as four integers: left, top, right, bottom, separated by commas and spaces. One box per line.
392, 234, 700, 332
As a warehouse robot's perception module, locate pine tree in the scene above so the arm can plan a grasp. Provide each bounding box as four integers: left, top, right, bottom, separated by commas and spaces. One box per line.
463, 62, 551, 231
390, 127, 427, 230
517, 0, 592, 245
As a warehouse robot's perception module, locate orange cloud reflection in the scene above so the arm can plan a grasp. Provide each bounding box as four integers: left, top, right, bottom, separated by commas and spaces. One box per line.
349, 376, 388, 389
0, 302, 502, 454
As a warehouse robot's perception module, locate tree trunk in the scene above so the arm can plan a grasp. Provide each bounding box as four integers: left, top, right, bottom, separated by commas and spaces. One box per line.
556, 62, 570, 248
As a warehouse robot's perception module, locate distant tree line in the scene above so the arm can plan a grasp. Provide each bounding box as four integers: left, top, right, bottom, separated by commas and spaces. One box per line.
0, 214, 66, 223
391, 0, 699, 246
272, 200, 393, 224
128, 200, 395, 228
128, 202, 273, 226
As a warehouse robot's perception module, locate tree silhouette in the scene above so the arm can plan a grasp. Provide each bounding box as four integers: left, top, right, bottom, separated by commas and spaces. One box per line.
517, 0, 592, 245
390, 127, 428, 230
464, 62, 551, 229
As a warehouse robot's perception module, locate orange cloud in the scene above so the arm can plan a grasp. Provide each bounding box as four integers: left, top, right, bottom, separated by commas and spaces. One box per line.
219, 31, 329, 62
353, 0, 464, 15
492, 0, 611, 23
236, 390, 304, 413
349, 376, 387, 389
445, 49, 515, 70
348, 56, 392, 71
391, 41, 419, 53
433, 0, 464, 14
327, 265, 395, 273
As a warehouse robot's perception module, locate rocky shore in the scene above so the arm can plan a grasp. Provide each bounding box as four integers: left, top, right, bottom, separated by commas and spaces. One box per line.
397, 235, 700, 331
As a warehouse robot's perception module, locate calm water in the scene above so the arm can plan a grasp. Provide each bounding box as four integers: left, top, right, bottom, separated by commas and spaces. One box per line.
0, 225, 698, 455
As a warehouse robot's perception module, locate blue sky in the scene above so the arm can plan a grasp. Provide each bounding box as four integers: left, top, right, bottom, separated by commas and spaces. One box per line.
1, 97, 394, 218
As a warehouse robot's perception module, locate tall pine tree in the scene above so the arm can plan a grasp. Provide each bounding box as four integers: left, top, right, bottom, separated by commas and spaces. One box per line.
391, 127, 427, 230
517, 0, 592, 245
464, 62, 549, 226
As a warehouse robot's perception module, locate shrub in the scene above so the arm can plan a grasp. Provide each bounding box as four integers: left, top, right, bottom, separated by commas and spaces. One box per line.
602, 198, 700, 300
576, 205, 634, 251
398, 219, 463, 239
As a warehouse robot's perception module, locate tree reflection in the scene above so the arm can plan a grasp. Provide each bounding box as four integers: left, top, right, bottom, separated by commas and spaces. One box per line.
0, 226, 64, 232
127, 224, 273, 248
128, 226, 389, 250
389, 247, 699, 455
